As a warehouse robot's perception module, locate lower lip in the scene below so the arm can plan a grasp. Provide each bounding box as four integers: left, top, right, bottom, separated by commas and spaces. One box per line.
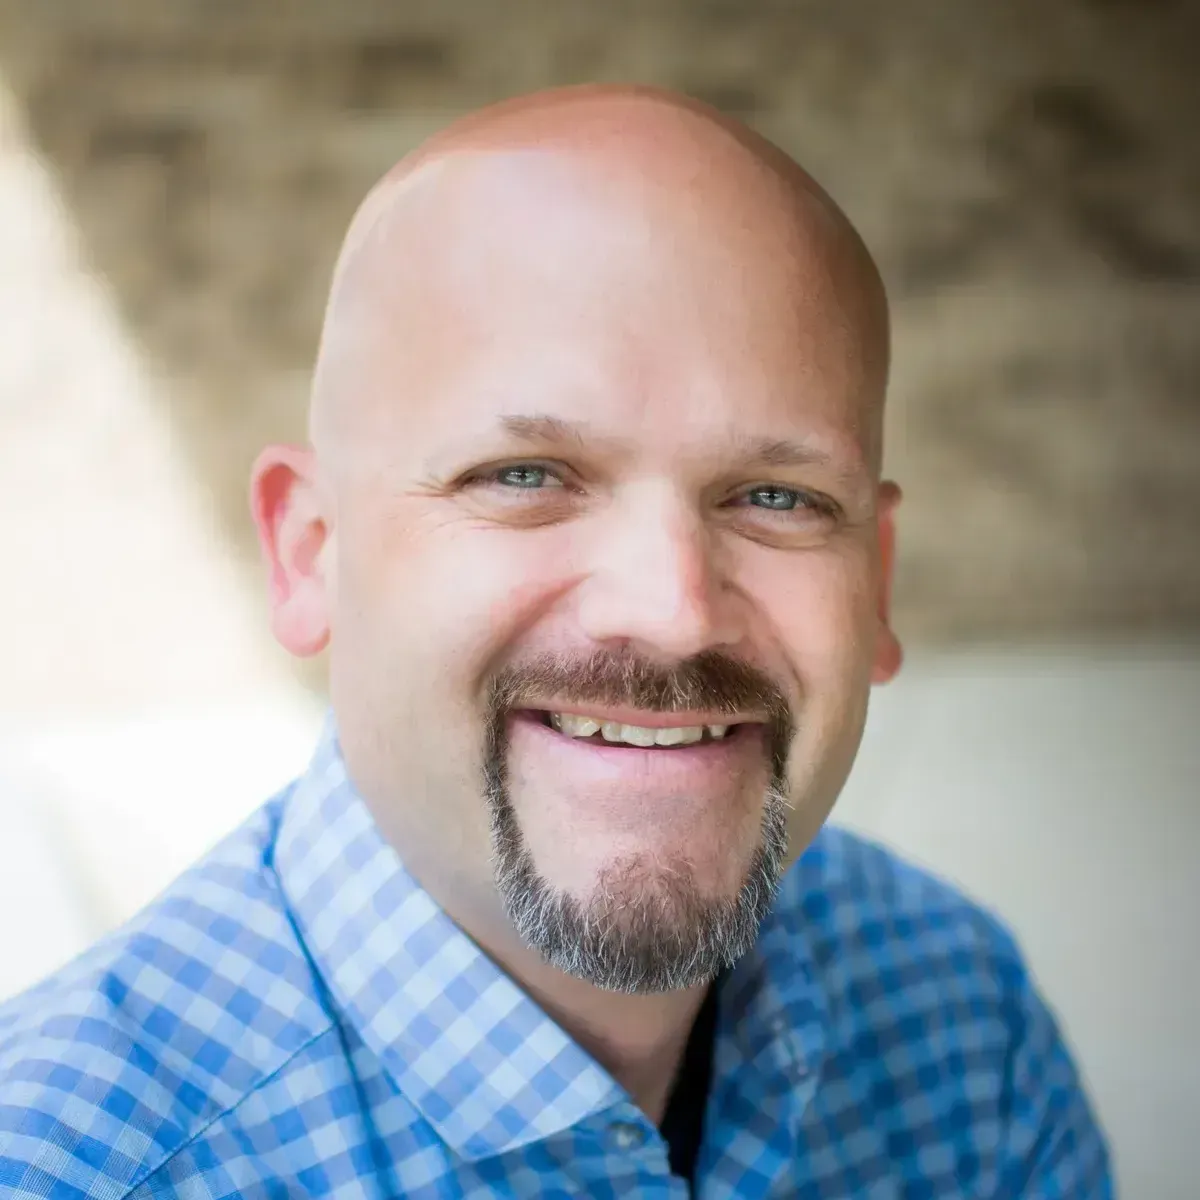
505, 710, 766, 788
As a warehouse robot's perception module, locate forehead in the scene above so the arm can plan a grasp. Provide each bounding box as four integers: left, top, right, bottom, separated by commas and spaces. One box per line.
338, 149, 880, 469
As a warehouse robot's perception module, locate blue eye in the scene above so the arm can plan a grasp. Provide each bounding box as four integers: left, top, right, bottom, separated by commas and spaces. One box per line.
735, 485, 838, 522
748, 486, 802, 511
495, 465, 552, 489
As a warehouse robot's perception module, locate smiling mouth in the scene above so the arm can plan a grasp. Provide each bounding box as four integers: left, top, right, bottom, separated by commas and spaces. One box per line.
529, 710, 748, 749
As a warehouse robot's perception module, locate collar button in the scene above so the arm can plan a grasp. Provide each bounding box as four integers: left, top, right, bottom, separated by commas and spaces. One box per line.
608, 1121, 647, 1152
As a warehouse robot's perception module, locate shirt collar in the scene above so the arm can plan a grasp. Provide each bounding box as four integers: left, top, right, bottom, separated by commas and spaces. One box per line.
738, 867, 832, 1067
275, 716, 827, 1159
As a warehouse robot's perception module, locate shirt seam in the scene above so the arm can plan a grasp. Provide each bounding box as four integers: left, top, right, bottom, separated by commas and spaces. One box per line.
116, 1020, 337, 1200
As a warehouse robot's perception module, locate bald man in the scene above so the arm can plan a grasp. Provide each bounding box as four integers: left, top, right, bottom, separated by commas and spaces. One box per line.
0, 87, 1109, 1198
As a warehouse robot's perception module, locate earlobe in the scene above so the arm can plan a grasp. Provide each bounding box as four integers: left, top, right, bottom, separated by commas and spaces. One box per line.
249, 445, 332, 658
872, 625, 903, 684
871, 481, 903, 685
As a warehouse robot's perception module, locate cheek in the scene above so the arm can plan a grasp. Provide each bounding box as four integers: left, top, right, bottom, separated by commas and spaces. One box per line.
339, 510, 578, 691
744, 540, 877, 678
744, 545, 876, 829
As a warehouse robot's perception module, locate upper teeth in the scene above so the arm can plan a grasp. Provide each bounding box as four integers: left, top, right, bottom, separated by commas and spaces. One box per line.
549, 713, 729, 746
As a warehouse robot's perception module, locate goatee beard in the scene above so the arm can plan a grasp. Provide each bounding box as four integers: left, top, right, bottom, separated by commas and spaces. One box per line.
481, 649, 794, 993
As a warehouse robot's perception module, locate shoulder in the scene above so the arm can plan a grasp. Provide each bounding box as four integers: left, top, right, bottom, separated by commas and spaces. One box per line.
773, 826, 1112, 1192
0, 795, 333, 1200
781, 821, 1024, 990
774, 824, 1033, 1076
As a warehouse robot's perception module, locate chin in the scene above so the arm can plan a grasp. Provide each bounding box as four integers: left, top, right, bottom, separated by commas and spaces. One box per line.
495, 833, 787, 993
603, 846, 749, 902
488, 753, 792, 990
531, 827, 756, 909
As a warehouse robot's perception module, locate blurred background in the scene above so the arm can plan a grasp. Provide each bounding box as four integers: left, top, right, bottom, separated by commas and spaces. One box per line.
0, 0, 1196, 1194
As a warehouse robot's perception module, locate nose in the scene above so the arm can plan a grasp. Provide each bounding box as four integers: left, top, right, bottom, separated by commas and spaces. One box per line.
574, 486, 743, 661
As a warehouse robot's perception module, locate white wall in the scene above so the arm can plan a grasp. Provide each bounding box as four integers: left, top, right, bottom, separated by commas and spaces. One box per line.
1, 647, 1195, 1196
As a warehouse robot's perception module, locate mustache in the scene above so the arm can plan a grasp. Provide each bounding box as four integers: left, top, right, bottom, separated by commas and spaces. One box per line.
488, 648, 788, 716
486, 648, 794, 775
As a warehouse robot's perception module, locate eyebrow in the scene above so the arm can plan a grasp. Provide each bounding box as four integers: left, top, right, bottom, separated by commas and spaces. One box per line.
499, 413, 591, 448
498, 412, 867, 485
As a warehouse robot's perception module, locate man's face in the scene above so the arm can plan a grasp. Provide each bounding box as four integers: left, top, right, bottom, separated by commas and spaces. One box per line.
318, 154, 897, 991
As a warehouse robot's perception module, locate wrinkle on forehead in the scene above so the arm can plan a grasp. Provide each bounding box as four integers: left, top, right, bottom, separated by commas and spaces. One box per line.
309, 84, 890, 479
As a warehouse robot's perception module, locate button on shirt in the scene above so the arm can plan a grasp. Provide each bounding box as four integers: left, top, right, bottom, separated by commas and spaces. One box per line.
0, 724, 1112, 1198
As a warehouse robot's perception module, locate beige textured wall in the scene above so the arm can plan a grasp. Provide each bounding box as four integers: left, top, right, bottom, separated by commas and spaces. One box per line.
0, 0, 1197, 658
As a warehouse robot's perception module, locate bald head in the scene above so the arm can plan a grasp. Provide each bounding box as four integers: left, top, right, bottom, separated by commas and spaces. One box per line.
309, 84, 890, 474
254, 85, 904, 995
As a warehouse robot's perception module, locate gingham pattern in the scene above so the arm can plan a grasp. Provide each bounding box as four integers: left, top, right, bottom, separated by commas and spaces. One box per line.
0, 722, 1112, 1198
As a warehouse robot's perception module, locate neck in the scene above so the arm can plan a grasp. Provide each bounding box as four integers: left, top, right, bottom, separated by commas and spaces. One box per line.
379, 827, 713, 1120
516, 957, 710, 1122
453, 892, 710, 1121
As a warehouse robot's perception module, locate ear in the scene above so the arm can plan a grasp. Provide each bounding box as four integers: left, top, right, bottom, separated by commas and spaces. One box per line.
249, 444, 331, 658
871, 480, 903, 685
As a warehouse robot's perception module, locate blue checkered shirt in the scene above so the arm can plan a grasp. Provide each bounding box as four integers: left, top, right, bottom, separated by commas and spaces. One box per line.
0, 723, 1111, 1198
